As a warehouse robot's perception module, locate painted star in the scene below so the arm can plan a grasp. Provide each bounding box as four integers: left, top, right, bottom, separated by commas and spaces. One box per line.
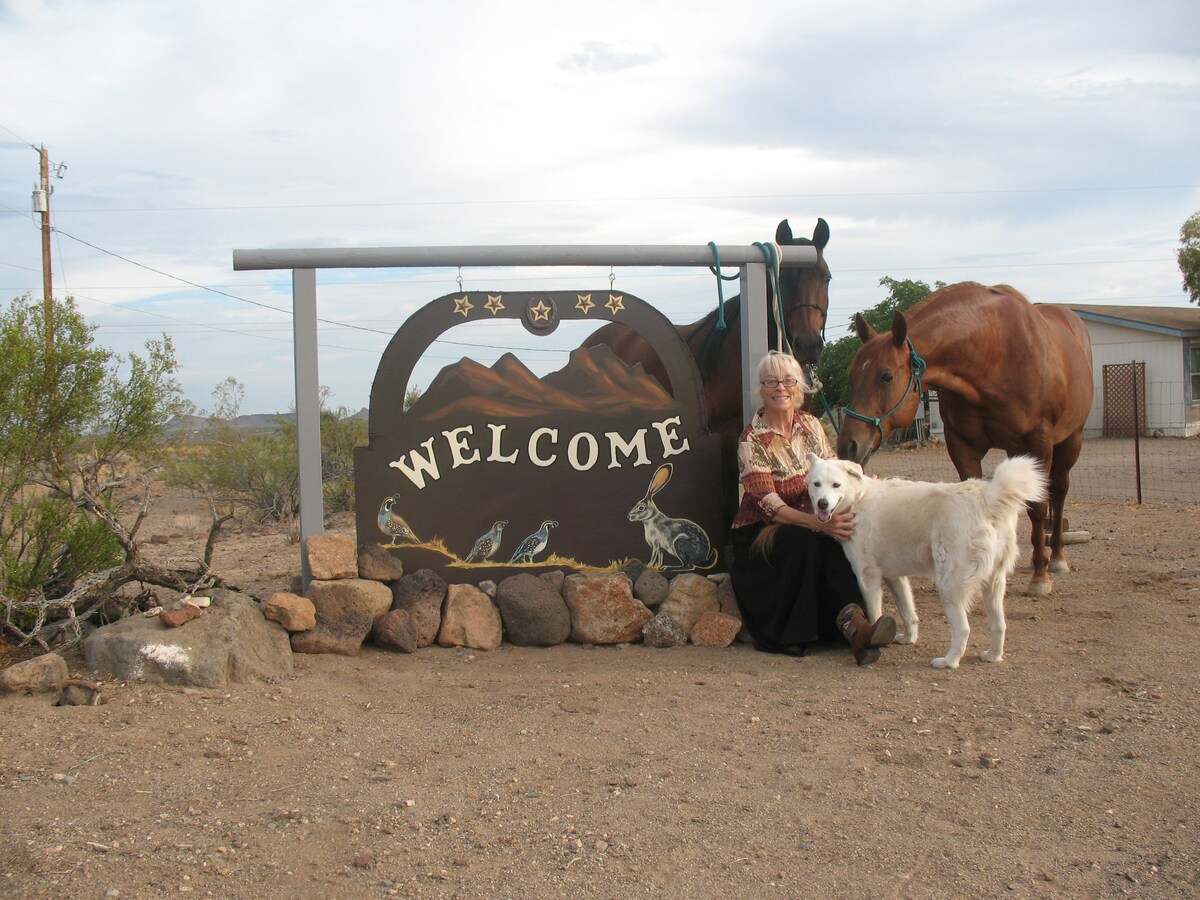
453, 295, 474, 317
575, 293, 595, 314
605, 293, 625, 315
529, 299, 552, 323
484, 294, 505, 315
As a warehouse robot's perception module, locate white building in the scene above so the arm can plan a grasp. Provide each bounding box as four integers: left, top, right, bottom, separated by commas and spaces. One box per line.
1051, 305, 1200, 439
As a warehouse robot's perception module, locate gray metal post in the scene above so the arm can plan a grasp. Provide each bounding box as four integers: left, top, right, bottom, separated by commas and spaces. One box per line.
292, 268, 323, 588
739, 262, 770, 424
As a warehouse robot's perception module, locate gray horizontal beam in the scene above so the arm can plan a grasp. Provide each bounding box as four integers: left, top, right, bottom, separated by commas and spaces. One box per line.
233, 243, 817, 271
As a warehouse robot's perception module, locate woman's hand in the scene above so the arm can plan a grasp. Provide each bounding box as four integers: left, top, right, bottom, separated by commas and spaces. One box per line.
812, 510, 855, 541
774, 506, 856, 541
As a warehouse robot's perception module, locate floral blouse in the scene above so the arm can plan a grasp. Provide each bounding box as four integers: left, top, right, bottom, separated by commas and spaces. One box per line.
731, 408, 834, 529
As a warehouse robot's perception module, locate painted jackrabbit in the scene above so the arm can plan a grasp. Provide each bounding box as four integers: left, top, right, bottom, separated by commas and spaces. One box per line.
627, 463, 717, 571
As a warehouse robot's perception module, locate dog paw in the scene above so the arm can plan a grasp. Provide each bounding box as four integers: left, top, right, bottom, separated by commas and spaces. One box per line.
931, 657, 959, 669
895, 631, 918, 645
980, 649, 1004, 663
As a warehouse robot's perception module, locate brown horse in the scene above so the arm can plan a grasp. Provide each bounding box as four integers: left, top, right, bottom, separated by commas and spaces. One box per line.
837, 282, 1093, 596
582, 218, 832, 517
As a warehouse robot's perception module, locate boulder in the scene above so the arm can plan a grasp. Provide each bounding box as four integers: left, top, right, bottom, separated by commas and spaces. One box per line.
291, 611, 373, 656
263, 593, 317, 632
495, 573, 571, 646
0, 652, 69, 693
658, 573, 719, 634
305, 533, 357, 580
690, 611, 742, 647
633, 569, 670, 608
307, 578, 392, 624
372, 608, 420, 653
642, 612, 688, 648
83, 590, 292, 688
437, 584, 503, 650
390, 569, 446, 648
564, 574, 650, 645
358, 543, 405, 582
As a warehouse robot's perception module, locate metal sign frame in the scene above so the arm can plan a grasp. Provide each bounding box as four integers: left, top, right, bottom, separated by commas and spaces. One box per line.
232, 242, 818, 585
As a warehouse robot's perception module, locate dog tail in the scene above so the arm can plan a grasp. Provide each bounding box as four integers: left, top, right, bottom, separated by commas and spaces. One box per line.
986, 455, 1049, 518
750, 523, 783, 559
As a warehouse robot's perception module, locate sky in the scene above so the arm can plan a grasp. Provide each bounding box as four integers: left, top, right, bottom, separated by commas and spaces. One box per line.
2, 0, 1198, 416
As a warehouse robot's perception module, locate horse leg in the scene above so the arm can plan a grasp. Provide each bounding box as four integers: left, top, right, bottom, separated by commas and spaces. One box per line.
943, 430, 985, 480
1046, 431, 1083, 576
1023, 445, 1056, 597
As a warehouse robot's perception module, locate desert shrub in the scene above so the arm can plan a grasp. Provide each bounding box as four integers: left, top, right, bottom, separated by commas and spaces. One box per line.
0, 293, 183, 637
164, 380, 367, 523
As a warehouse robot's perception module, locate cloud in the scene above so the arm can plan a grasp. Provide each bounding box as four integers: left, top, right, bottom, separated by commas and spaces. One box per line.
559, 40, 662, 75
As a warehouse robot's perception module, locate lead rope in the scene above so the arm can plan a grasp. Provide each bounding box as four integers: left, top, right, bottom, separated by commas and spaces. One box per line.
706, 241, 738, 330
752, 241, 786, 352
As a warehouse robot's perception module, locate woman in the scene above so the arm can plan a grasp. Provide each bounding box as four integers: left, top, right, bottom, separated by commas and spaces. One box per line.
730, 351, 897, 665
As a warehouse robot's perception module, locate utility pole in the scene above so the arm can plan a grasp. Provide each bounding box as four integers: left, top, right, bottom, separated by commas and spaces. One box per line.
33, 145, 54, 351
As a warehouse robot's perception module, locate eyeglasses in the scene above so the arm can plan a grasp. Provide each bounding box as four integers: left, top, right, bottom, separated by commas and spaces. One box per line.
760, 377, 799, 388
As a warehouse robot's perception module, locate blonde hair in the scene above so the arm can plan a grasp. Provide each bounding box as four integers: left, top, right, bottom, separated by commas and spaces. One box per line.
756, 350, 815, 394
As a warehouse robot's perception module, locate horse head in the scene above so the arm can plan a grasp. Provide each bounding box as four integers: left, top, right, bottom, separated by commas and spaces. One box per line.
837, 311, 926, 465
774, 218, 831, 378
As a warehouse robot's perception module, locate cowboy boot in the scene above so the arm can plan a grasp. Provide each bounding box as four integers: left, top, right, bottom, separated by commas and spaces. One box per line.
836, 603, 898, 666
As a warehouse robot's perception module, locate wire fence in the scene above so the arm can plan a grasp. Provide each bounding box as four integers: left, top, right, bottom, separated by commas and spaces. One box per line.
826, 376, 1200, 505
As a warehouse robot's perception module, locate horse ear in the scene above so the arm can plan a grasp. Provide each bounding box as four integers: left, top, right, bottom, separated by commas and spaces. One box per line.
776, 219, 793, 244
812, 218, 830, 250
854, 313, 876, 344
890, 312, 909, 347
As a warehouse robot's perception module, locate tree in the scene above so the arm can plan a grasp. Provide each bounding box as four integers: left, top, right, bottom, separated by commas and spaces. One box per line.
815, 277, 945, 408
1177, 210, 1200, 305
1, 294, 186, 648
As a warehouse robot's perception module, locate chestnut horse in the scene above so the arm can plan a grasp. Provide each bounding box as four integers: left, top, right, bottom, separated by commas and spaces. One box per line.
583, 218, 832, 518
837, 282, 1093, 596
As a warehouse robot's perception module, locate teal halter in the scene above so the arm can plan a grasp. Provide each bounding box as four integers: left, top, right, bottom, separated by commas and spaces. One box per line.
842, 338, 928, 454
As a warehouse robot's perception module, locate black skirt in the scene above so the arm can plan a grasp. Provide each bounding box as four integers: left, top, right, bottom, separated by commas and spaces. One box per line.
729, 522, 866, 651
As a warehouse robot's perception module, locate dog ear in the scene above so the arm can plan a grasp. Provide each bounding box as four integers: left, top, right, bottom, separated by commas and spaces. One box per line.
846, 462, 865, 481
806, 451, 822, 467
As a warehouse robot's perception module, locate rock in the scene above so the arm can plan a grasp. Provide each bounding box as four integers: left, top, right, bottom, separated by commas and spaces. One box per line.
0, 652, 69, 693
619, 559, 646, 585
305, 533, 357, 580
437, 584, 503, 650
715, 577, 752, 643
642, 612, 688, 648
633, 569, 669, 608
160, 603, 203, 628
390, 569, 447, 648
690, 611, 742, 647
495, 573, 571, 646
84, 591, 292, 687
372, 608, 420, 652
263, 593, 317, 632
358, 543, 405, 581
538, 570, 565, 594
658, 573, 719, 634
307, 578, 392, 624
564, 574, 650, 644
56, 682, 101, 706
290, 611, 373, 656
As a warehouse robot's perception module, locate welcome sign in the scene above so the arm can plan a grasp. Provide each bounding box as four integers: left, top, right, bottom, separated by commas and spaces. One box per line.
354, 291, 724, 583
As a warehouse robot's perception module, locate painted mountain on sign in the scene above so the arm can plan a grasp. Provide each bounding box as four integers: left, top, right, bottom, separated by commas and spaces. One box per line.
407, 345, 675, 422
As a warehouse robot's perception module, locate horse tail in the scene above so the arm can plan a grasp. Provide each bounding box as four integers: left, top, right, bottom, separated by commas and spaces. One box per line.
750, 523, 782, 559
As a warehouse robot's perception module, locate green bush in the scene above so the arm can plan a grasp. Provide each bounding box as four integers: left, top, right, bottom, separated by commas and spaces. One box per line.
0, 293, 182, 610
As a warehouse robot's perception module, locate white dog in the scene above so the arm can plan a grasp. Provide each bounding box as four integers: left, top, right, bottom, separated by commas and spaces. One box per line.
804, 452, 1048, 669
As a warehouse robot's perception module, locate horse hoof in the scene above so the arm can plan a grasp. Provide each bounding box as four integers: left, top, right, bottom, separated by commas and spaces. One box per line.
1026, 579, 1053, 598
1048, 559, 1070, 574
